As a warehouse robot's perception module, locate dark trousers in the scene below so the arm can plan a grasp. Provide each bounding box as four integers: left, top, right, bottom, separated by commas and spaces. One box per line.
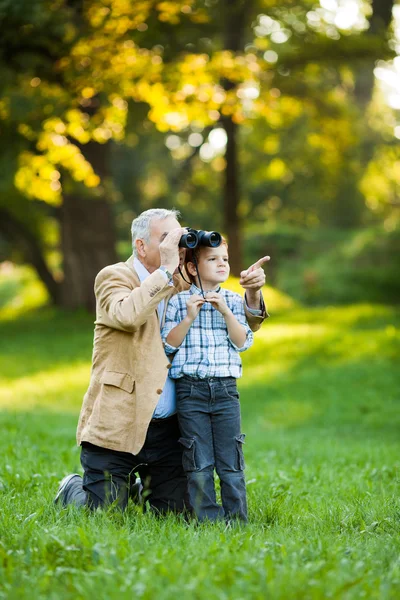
62, 414, 188, 513
175, 376, 247, 523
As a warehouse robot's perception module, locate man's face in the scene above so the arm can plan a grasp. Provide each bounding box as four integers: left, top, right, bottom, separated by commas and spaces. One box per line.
140, 216, 181, 272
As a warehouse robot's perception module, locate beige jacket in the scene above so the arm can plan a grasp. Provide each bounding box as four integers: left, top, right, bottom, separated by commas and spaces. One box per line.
76, 256, 266, 455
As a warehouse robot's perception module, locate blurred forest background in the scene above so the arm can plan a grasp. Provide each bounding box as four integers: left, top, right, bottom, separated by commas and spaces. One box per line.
0, 0, 399, 311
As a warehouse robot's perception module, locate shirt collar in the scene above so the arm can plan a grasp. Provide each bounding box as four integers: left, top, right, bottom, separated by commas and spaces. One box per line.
133, 256, 151, 283
189, 283, 221, 295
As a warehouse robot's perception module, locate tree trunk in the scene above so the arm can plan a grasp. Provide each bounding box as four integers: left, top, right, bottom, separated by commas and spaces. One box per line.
221, 115, 242, 274
60, 140, 117, 310
0, 207, 61, 304
60, 195, 117, 310
220, 0, 254, 275
354, 0, 395, 104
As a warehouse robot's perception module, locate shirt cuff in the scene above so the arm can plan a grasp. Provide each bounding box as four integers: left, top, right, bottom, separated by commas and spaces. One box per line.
246, 306, 263, 316
245, 293, 269, 317
158, 269, 175, 288
164, 341, 180, 354
227, 335, 252, 353
158, 268, 170, 282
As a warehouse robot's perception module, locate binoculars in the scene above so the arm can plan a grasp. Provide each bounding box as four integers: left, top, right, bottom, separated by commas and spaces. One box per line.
179, 228, 222, 249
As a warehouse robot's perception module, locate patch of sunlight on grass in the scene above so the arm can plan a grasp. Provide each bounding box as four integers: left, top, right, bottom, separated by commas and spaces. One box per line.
0, 362, 90, 412
242, 323, 334, 382
253, 323, 333, 342
282, 303, 396, 327
241, 305, 400, 386
259, 399, 316, 430
0, 263, 49, 320
241, 361, 293, 384
223, 276, 297, 313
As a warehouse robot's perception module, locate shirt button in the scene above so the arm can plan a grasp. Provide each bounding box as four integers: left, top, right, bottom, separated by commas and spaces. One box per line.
156, 389, 163, 395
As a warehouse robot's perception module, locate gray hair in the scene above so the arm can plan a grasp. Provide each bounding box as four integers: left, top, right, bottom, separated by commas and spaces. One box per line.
131, 208, 181, 256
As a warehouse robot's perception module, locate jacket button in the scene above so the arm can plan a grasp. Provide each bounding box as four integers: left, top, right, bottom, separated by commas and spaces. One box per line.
156, 389, 163, 395
167, 364, 172, 369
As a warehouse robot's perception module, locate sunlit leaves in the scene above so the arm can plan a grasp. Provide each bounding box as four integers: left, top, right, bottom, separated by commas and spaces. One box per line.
360, 146, 400, 216
136, 50, 273, 131
1, 0, 399, 234
1, 0, 209, 204
86, 0, 152, 32
15, 153, 62, 204
15, 133, 101, 204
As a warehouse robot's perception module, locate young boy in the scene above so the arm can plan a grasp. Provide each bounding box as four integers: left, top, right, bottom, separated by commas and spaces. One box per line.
161, 240, 253, 522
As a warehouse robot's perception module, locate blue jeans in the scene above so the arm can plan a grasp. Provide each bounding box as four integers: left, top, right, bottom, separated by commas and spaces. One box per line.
175, 375, 247, 523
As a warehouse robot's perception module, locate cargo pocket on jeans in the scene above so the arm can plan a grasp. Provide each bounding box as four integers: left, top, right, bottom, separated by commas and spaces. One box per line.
179, 437, 196, 472
235, 434, 246, 470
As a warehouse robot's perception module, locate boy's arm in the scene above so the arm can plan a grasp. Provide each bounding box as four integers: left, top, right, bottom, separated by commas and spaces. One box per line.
244, 293, 269, 333
223, 310, 248, 349
240, 256, 271, 332
161, 298, 182, 353
162, 294, 204, 351
228, 294, 254, 352
165, 316, 193, 349
205, 292, 253, 352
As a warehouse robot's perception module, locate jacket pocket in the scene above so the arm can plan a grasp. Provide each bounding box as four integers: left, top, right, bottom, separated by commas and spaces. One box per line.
100, 371, 135, 394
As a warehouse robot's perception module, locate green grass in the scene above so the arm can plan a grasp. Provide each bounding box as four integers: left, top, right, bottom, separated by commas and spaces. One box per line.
0, 267, 400, 599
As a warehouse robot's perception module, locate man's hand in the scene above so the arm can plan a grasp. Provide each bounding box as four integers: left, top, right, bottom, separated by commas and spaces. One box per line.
186, 294, 205, 321
205, 292, 230, 316
159, 228, 187, 273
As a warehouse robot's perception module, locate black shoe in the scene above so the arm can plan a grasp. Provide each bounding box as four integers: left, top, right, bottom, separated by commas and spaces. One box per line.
54, 473, 82, 506
130, 477, 143, 503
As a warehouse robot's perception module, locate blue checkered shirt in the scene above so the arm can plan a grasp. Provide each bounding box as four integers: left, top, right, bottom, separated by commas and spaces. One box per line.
162, 284, 253, 379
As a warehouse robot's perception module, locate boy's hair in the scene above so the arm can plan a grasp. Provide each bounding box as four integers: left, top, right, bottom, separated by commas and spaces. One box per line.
184, 237, 228, 284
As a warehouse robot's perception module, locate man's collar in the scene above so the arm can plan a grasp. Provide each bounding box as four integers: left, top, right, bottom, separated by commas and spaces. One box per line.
133, 256, 151, 282
125, 255, 141, 286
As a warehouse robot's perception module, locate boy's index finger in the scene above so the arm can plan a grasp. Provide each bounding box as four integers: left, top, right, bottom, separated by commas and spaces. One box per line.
248, 256, 270, 273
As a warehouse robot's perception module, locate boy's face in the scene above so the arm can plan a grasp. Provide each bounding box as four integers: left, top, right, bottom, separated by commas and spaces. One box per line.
191, 245, 230, 286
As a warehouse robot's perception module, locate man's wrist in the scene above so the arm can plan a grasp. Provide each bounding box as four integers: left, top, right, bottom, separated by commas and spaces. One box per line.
159, 265, 174, 281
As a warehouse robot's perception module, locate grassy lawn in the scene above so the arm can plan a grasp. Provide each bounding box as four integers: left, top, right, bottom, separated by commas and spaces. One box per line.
0, 268, 399, 599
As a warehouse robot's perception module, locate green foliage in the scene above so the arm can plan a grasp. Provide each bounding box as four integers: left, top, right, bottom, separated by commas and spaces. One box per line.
0, 264, 48, 318
243, 224, 400, 305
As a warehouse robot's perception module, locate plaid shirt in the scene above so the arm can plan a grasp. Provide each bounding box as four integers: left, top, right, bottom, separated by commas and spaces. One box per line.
162, 284, 253, 379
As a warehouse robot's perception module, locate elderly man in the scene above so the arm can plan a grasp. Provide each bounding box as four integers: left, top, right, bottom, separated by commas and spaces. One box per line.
55, 208, 268, 512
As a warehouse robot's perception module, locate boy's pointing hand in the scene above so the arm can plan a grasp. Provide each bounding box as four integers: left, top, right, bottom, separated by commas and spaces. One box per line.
239, 256, 270, 291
